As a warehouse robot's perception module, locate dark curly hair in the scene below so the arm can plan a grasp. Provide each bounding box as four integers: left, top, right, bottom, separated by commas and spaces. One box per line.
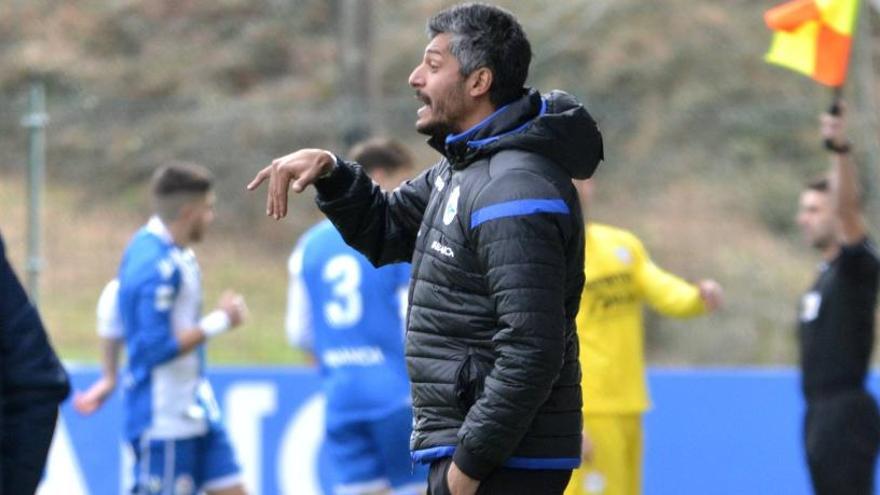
427, 3, 531, 107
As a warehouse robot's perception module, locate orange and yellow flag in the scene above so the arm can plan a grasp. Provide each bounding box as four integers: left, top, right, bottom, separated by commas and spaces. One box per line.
764, 0, 860, 87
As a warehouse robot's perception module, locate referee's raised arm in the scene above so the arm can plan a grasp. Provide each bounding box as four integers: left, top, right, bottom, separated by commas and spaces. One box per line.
821, 101, 866, 245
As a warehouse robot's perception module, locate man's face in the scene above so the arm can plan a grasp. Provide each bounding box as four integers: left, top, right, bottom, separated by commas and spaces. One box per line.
182, 192, 216, 244
796, 189, 835, 251
408, 33, 470, 138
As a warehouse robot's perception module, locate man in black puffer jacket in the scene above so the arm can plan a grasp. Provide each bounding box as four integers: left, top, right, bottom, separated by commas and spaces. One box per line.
249, 4, 603, 494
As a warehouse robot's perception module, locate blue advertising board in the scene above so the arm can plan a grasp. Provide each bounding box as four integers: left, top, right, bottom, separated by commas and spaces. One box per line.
39, 367, 880, 494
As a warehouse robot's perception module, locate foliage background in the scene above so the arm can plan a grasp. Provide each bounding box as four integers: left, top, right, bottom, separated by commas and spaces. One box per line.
2, 0, 879, 365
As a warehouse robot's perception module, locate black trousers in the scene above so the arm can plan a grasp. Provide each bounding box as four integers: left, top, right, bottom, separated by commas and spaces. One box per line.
805, 390, 880, 495
427, 457, 571, 495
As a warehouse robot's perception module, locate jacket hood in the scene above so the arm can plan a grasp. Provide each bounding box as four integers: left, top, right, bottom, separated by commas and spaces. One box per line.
428, 89, 604, 179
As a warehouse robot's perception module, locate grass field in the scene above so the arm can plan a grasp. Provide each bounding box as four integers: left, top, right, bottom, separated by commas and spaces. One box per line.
0, 173, 313, 365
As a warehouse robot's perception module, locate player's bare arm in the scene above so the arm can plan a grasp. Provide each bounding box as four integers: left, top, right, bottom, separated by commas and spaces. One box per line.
73, 337, 123, 415
822, 102, 866, 245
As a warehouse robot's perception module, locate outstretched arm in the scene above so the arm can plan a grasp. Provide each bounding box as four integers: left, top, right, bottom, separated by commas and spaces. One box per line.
822, 102, 866, 245
248, 149, 435, 266
634, 236, 722, 317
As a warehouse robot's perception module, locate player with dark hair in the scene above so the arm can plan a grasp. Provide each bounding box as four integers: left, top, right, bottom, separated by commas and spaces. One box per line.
287, 138, 425, 495
78, 162, 250, 494
795, 104, 880, 495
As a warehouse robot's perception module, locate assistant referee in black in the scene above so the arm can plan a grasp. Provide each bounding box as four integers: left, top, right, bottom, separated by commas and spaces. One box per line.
795, 101, 880, 495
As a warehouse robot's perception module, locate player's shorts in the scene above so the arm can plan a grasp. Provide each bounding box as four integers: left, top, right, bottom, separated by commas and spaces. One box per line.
325, 405, 428, 495
565, 414, 642, 495
129, 425, 242, 495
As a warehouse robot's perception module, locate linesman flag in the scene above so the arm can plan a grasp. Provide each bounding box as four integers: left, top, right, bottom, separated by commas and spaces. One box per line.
764, 0, 860, 87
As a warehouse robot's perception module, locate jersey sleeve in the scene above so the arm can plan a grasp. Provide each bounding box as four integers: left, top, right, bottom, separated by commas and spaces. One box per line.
285, 240, 314, 351
632, 236, 706, 318
129, 263, 182, 370
96, 279, 123, 339
838, 237, 880, 283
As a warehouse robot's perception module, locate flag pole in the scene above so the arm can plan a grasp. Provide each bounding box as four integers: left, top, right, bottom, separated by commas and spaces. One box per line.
829, 86, 844, 115
823, 86, 845, 150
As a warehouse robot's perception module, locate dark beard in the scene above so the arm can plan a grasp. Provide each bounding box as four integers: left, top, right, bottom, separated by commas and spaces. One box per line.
415, 82, 466, 141
416, 120, 456, 141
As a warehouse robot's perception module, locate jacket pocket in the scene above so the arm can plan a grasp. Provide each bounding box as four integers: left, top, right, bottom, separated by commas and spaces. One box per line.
455, 347, 494, 414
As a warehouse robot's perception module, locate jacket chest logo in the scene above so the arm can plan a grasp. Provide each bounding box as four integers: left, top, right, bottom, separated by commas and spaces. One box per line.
443, 185, 460, 226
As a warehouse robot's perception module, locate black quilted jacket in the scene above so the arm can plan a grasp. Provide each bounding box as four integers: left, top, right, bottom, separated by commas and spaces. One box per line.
315, 89, 603, 479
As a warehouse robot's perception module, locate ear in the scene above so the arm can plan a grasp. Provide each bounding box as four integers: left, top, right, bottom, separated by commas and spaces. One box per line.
467, 67, 493, 99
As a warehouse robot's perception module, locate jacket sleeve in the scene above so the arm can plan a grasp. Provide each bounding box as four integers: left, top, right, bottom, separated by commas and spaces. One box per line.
632, 237, 706, 318
0, 232, 70, 494
452, 171, 573, 479
314, 159, 436, 266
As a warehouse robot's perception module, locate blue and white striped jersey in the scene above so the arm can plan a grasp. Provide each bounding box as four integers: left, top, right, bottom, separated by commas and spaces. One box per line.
287, 219, 412, 423
117, 216, 219, 441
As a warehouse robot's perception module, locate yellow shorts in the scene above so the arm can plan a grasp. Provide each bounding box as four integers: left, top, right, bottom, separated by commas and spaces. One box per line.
565, 414, 643, 495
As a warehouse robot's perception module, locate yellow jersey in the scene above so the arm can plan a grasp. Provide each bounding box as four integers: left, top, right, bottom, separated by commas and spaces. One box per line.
579, 223, 706, 414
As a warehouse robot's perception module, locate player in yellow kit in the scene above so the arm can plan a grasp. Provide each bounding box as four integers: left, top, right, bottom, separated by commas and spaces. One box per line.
565, 179, 723, 495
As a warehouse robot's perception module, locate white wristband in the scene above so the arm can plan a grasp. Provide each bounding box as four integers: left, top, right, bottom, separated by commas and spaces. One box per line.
199, 310, 231, 338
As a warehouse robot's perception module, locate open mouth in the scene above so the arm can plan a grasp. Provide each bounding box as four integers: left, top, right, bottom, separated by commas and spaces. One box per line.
415, 92, 431, 115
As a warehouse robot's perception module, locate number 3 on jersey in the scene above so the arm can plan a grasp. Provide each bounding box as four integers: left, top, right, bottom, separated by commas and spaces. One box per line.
322, 255, 363, 328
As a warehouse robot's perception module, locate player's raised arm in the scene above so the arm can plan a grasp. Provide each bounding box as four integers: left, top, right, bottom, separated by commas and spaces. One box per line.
822, 102, 866, 245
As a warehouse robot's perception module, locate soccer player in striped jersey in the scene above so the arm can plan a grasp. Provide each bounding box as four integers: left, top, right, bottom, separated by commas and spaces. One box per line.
76, 163, 249, 495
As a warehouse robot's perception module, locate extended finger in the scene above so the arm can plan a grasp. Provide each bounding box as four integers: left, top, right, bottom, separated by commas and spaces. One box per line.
247, 166, 272, 191
270, 164, 290, 219
277, 176, 291, 218
266, 166, 277, 217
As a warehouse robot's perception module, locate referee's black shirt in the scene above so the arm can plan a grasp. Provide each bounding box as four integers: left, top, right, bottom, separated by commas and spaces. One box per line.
798, 238, 880, 402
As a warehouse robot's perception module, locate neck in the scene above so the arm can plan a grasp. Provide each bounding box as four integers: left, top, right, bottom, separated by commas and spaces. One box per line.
166, 220, 190, 247
820, 243, 840, 262
454, 98, 497, 134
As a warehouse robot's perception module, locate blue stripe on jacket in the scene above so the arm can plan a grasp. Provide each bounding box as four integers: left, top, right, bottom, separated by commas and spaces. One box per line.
411, 445, 579, 470
470, 198, 570, 229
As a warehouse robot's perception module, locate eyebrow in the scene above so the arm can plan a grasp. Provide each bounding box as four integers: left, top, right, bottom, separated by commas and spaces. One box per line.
425, 48, 444, 56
